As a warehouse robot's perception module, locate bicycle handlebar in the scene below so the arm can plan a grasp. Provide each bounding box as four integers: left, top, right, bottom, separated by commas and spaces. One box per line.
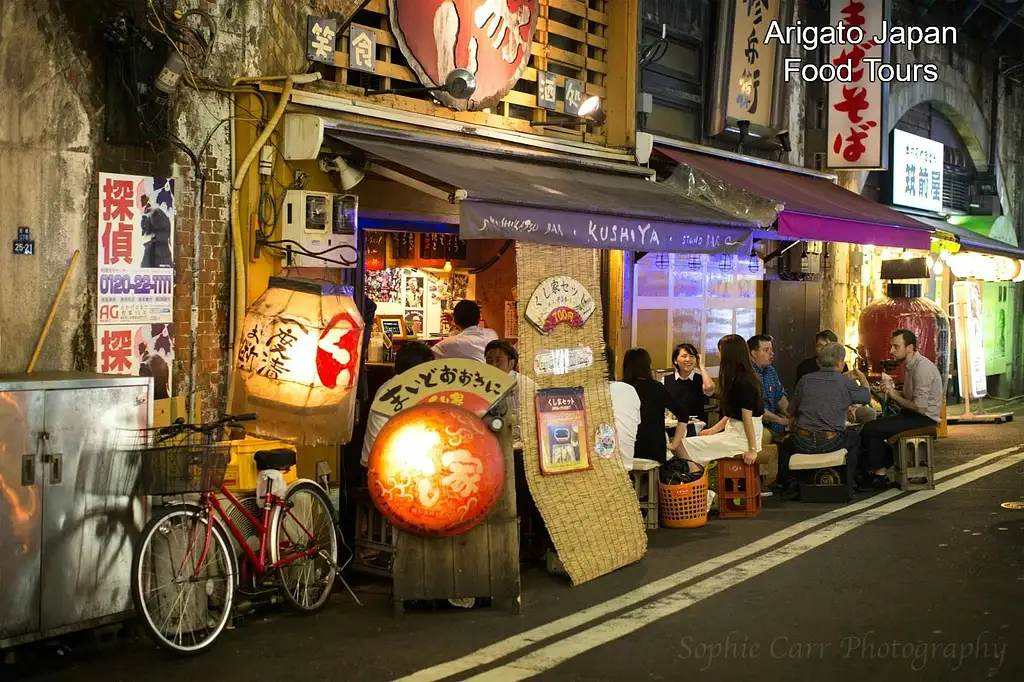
158, 413, 258, 436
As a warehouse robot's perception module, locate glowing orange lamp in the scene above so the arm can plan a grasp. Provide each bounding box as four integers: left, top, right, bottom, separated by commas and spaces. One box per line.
368, 403, 505, 537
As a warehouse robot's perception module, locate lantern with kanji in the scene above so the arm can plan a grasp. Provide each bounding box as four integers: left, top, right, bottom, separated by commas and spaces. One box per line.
236, 277, 364, 446
368, 403, 505, 537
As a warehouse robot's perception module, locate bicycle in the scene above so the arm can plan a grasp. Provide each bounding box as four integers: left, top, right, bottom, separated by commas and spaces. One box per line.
128, 413, 340, 655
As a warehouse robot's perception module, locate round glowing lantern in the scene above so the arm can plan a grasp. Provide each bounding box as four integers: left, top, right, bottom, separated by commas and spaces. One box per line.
236, 277, 364, 446
368, 403, 505, 537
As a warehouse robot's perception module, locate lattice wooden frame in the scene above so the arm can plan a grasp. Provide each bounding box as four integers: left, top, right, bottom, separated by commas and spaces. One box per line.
329, 0, 610, 144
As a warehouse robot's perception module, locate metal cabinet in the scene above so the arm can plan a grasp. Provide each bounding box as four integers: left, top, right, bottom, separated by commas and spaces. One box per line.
0, 374, 151, 647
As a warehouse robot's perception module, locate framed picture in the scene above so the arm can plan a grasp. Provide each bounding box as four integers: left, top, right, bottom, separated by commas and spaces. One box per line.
404, 273, 425, 308
404, 309, 424, 336
378, 315, 406, 338
535, 387, 591, 475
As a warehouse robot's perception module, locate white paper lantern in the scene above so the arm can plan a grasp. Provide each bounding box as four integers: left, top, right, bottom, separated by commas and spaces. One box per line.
236, 277, 364, 445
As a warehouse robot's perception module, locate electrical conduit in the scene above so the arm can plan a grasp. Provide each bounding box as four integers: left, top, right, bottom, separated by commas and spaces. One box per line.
226, 72, 321, 411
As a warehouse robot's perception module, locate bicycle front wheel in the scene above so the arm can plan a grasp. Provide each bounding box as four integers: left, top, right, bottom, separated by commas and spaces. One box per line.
131, 505, 236, 655
269, 481, 338, 614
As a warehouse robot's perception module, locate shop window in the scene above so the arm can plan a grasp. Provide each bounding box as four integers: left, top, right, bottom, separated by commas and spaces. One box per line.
639, 0, 707, 142
632, 252, 762, 375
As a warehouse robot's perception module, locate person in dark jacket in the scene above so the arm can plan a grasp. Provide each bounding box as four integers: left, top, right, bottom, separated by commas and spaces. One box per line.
622, 348, 689, 464
793, 329, 849, 389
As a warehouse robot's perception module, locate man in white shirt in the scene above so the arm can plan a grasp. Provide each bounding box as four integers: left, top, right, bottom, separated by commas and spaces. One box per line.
605, 345, 641, 471
432, 300, 498, 362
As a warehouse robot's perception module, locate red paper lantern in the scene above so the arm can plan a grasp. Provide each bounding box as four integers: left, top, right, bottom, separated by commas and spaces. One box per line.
368, 403, 505, 537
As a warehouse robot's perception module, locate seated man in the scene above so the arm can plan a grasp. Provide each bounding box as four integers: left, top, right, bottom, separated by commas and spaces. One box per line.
774, 342, 871, 497
748, 334, 789, 444
859, 329, 942, 489
432, 300, 498, 362
484, 339, 536, 439
793, 329, 848, 388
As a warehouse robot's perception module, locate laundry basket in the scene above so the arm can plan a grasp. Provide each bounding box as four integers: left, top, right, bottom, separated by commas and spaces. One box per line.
658, 468, 710, 528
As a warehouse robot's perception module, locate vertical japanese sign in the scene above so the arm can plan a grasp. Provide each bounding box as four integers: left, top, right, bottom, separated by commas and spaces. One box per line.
307, 16, 339, 65
725, 0, 779, 127
827, 0, 889, 169
953, 281, 987, 400
348, 25, 377, 73
891, 129, 944, 213
97, 173, 175, 396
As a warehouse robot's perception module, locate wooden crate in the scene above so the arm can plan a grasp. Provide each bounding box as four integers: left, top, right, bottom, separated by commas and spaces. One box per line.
716, 459, 762, 519
329, 0, 610, 144
893, 436, 935, 491
353, 496, 396, 578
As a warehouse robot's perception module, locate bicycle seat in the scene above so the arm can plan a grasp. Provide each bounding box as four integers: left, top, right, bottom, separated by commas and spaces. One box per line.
254, 448, 297, 471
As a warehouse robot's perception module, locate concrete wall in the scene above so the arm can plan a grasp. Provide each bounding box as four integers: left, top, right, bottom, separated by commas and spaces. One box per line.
0, 0, 275, 419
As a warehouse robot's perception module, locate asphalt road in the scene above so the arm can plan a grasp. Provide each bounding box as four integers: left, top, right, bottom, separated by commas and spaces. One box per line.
5, 420, 1023, 682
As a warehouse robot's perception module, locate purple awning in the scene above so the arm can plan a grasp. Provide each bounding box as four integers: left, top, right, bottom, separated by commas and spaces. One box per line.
657, 147, 934, 249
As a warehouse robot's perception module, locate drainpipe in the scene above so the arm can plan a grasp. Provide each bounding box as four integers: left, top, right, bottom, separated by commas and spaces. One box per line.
225, 72, 322, 413
188, 175, 205, 422
990, 57, 1000, 181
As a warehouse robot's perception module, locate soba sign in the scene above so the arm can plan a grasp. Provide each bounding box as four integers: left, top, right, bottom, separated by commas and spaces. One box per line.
388, 0, 538, 111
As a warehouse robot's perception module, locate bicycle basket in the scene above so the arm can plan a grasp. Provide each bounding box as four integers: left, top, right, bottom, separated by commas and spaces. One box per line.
125, 430, 231, 495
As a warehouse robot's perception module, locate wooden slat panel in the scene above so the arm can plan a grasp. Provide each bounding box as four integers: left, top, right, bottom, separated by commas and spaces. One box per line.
391, 532, 425, 601
548, 0, 588, 18
532, 43, 586, 69
334, 52, 418, 83
538, 16, 586, 43
588, 8, 609, 25
420, 536, 456, 600
586, 57, 608, 75
522, 68, 606, 98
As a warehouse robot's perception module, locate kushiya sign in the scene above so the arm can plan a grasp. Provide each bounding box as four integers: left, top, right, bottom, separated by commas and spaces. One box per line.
388, 0, 539, 111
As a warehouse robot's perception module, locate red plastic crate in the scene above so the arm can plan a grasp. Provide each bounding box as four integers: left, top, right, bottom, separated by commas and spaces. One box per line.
716, 458, 761, 518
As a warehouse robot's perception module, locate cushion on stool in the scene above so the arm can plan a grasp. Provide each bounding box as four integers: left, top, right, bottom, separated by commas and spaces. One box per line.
790, 449, 848, 471
885, 426, 938, 445
632, 458, 661, 472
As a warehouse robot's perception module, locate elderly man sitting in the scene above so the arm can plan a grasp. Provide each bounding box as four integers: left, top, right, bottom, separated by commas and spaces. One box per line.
773, 342, 871, 498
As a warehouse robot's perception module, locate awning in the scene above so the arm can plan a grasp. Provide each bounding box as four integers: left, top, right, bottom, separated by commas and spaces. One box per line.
330, 133, 757, 254
912, 215, 1024, 259
657, 147, 934, 250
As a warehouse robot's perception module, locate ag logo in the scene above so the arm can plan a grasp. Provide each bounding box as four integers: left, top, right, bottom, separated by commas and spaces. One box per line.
389, 0, 538, 111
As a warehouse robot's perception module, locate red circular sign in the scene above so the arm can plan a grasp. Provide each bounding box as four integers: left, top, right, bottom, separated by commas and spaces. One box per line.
389, 0, 539, 111
368, 403, 504, 537
315, 313, 360, 389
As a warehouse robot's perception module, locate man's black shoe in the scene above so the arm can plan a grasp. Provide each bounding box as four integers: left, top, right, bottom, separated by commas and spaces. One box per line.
867, 474, 893, 491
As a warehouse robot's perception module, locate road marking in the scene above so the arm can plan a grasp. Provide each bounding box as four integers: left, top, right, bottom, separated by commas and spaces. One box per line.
393, 445, 1022, 682
464, 451, 1024, 680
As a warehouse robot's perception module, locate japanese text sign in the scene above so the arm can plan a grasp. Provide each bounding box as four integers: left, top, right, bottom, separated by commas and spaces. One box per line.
370, 359, 515, 417
96, 323, 175, 400
96, 173, 175, 325
348, 24, 377, 73
537, 71, 557, 110
891, 129, 944, 213
525, 276, 595, 335
535, 387, 591, 476
827, 0, 888, 169
725, 0, 779, 127
307, 16, 339, 65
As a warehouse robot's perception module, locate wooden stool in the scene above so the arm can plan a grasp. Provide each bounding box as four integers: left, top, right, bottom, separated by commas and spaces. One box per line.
887, 427, 937, 491
789, 449, 853, 502
630, 458, 660, 530
352, 495, 395, 578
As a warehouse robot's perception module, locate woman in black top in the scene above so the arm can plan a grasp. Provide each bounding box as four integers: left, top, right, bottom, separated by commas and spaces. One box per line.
622, 348, 689, 464
678, 334, 765, 466
663, 342, 715, 427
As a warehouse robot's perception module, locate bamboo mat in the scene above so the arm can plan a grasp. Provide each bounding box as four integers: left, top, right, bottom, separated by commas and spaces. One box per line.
516, 243, 647, 585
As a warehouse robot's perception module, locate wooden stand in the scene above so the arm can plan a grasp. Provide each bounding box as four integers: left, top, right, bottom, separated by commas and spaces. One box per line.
391, 424, 521, 616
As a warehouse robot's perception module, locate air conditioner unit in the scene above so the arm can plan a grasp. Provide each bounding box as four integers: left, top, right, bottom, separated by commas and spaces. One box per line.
280, 191, 358, 268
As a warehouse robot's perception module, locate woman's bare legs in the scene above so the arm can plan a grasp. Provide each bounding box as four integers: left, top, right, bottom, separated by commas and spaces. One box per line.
671, 441, 703, 473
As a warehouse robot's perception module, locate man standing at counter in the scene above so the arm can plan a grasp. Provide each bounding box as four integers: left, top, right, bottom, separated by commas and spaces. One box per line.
432, 300, 498, 362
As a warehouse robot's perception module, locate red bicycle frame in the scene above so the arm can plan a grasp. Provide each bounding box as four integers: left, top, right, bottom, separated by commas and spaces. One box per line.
181, 484, 320, 583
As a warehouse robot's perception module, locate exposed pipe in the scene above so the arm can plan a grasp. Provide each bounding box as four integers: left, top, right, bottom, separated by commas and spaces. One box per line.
226, 72, 322, 412
990, 57, 1000, 179
26, 251, 80, 373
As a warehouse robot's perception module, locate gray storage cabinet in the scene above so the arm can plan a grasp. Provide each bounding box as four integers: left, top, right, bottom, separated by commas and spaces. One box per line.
0, 373, 152, 647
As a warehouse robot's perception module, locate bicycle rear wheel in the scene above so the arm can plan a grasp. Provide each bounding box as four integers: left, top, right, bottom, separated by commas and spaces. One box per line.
131, 505, 236, 655
269, 481, 338, 614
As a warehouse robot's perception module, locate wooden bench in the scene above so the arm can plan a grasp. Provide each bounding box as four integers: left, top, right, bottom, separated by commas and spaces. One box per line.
886, 426, 937, 491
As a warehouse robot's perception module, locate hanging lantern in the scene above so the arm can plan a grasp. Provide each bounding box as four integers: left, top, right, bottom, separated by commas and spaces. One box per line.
236, 277, 364, 446
368, 403, 504, 537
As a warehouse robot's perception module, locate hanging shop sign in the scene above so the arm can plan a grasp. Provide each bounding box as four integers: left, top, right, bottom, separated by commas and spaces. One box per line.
525, 276, 595, 335
348, 24, 377, 73
535, 387, 591, 475
533, 346, 594, 377
370, 358, 515, 418
388, 0, 539, 111
826, 0, 890, 170
461, 202, 753, 255
891, 130, 943, 213
307, 16, 339, 65
952, 281, 988, 400
97, 173, 175, 325
724, 0, 779, 128
368, 403, 505, 537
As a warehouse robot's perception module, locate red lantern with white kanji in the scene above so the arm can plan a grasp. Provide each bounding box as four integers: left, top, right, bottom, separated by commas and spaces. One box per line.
236, 277, 364, 446
368, 403, 504, 537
